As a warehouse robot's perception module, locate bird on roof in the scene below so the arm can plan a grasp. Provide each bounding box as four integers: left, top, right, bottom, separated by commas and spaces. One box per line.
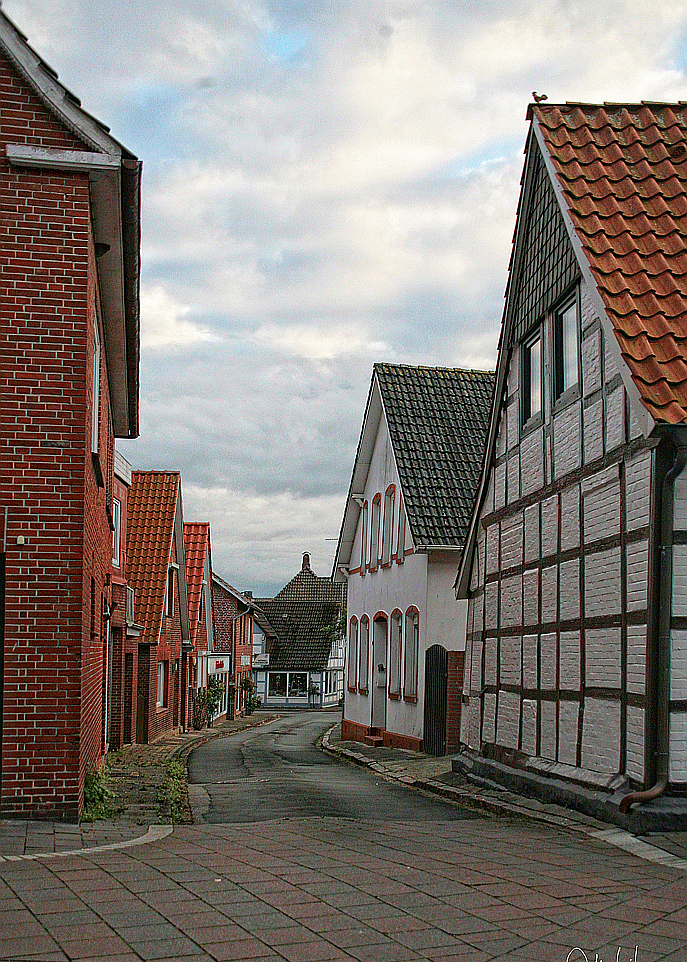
532, 91, 548, 103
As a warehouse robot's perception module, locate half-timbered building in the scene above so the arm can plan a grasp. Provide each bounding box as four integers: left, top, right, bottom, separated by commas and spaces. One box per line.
456, 102, 687, 818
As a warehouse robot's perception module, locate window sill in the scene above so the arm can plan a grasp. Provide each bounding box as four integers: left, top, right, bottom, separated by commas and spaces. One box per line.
91, 451, 104, 488
358, 687, 369, 696
403, 694, 418, 704
388, 692, 400, 701
552, 384, 580, 416
520, 411, 543, 440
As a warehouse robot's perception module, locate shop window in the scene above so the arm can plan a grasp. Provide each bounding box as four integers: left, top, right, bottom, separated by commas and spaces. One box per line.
268, 672, 287, 697
289, 673, 307, 697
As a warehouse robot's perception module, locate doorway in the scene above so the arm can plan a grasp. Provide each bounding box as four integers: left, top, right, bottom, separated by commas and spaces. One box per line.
424, 644, 448, 756
371, 615, 388, 731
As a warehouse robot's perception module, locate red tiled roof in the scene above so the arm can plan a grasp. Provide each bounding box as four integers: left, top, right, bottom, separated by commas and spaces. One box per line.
127, 471, 180, 644
532, 102, 687, 423
184, 522, 209, 647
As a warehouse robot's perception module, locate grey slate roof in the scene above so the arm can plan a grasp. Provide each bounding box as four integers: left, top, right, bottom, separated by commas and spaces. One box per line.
375, 363, 495, 548
254, 554, 345, 672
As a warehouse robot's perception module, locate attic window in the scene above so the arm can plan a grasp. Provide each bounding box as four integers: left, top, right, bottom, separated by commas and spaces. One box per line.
522, 328, 542, 426
553, 291, 580, 402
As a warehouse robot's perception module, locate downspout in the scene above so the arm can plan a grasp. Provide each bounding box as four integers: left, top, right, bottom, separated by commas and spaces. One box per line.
621, 435, 687, 813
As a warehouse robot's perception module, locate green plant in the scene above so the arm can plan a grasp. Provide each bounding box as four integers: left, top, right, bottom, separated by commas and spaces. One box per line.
246, 693, 262, 715
157, 759, 189, 824
81, 765, 115, 822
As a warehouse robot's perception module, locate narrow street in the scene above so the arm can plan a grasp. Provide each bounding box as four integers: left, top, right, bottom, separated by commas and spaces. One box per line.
0, 713, 686, 961
187, 712, 471, 824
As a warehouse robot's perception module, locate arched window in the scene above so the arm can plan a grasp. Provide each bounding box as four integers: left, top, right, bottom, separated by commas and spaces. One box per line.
382, 486, 395, 565
360, 501, 368, 575
359, 617, 370, 694
347, 618, 358, 691
370, 495, 381, 570
397, 495, 406, 564
404, 608, 419, 700
389, 610, 402, 697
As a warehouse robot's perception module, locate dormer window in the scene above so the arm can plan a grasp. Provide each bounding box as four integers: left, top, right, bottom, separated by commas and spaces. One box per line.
553, 292, 579, 401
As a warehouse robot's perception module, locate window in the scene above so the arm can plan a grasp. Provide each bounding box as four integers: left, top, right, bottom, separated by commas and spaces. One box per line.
554, 293, 579, 400
359, 617, 370, 693
404, 609, 419, 700
157, 661, 167, 708
397, 497, 406, 564
360, 502, 368, 575
199, 587, 204, 624
370, 495, 381, 570
269, 672, 287, 697
92, 312, 101, 453
382, 487, 395, 565
126, 585, 135, 624
288, 672, 307, 697
389, 611, 402, 696
112, 498, 121, 567
348, 618, 358, 690
522, 329, 542, 425
166, 568, 175, 618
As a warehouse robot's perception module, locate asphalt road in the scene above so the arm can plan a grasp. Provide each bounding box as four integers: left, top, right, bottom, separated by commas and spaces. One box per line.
187, 710, 473, 823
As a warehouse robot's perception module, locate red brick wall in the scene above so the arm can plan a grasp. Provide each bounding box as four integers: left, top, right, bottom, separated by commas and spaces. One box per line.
234, 613, 253, 716
211, 582, 237, 653
148, 535, 183, 743
0, 50, 115, 818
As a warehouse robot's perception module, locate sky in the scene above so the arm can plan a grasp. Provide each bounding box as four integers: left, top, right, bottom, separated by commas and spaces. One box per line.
6, 0, 687, 596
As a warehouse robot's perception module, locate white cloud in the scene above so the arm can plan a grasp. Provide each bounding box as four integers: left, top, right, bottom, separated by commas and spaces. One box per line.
140, 285, 213, 349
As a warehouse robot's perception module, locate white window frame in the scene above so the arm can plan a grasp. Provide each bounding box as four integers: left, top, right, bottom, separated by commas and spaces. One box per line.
382, 486, 395, 565
112, 498, 121, 567
166, 567, 175, 618
404, 609, 419, 700
347, 619, 358, 690
157, 661, 167, 708
359, 617, 370, 693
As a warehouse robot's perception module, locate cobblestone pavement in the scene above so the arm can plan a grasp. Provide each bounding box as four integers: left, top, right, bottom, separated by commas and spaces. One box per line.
1, 812, 686, 961
0, 713, 279, 859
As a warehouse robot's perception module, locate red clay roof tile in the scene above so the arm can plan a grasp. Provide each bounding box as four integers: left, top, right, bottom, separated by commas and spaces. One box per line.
533, 102, 687, 422
127, 471, 180, 644
184, 522, 210, 647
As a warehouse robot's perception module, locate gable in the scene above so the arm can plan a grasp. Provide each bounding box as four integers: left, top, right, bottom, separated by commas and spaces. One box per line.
533, 102, 687, 424
509, 140, 580, 346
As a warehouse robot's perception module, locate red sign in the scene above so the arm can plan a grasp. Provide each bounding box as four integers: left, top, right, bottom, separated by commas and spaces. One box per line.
214, 660, 224, 669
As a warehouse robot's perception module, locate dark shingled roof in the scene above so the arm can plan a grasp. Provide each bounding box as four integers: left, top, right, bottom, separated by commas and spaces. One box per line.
254, 554, 345, 672
374, 364, 494, 547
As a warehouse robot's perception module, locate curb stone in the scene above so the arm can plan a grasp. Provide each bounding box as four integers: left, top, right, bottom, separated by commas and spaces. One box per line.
320, 724, 687, 870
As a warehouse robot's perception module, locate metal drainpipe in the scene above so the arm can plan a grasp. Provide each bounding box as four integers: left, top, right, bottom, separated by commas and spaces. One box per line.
621, 435, 687, 813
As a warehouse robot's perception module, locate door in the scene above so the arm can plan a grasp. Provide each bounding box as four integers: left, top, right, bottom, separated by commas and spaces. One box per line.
423, 644, 448, 756
136, 645, 150, 744
371, 616, 388, 730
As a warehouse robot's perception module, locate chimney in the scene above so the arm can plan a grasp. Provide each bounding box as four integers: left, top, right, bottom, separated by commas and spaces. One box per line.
302, 552, 310, 570
244, 590, 253, 600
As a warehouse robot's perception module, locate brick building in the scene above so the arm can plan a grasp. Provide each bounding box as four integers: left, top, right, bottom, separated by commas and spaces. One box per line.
184, 522, 214, 727
210, 575, 256, 720
0, 9, 141, 817
126, 472, 190, 743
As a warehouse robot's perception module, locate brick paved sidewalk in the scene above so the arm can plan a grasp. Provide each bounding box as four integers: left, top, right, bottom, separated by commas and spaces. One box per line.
0, 713, 279, 859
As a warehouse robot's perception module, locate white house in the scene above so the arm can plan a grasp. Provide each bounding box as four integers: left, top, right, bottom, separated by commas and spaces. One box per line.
334, 364, 493, 754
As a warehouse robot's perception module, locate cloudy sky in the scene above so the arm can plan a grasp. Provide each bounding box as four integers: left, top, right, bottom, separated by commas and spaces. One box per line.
7, 0, 687, 595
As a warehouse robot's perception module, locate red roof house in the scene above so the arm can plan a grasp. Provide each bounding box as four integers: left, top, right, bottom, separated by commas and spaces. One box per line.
126, 472, 191, 742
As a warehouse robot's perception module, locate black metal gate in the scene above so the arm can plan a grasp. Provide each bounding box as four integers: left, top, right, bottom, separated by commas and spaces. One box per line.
423, 644, 448, 756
